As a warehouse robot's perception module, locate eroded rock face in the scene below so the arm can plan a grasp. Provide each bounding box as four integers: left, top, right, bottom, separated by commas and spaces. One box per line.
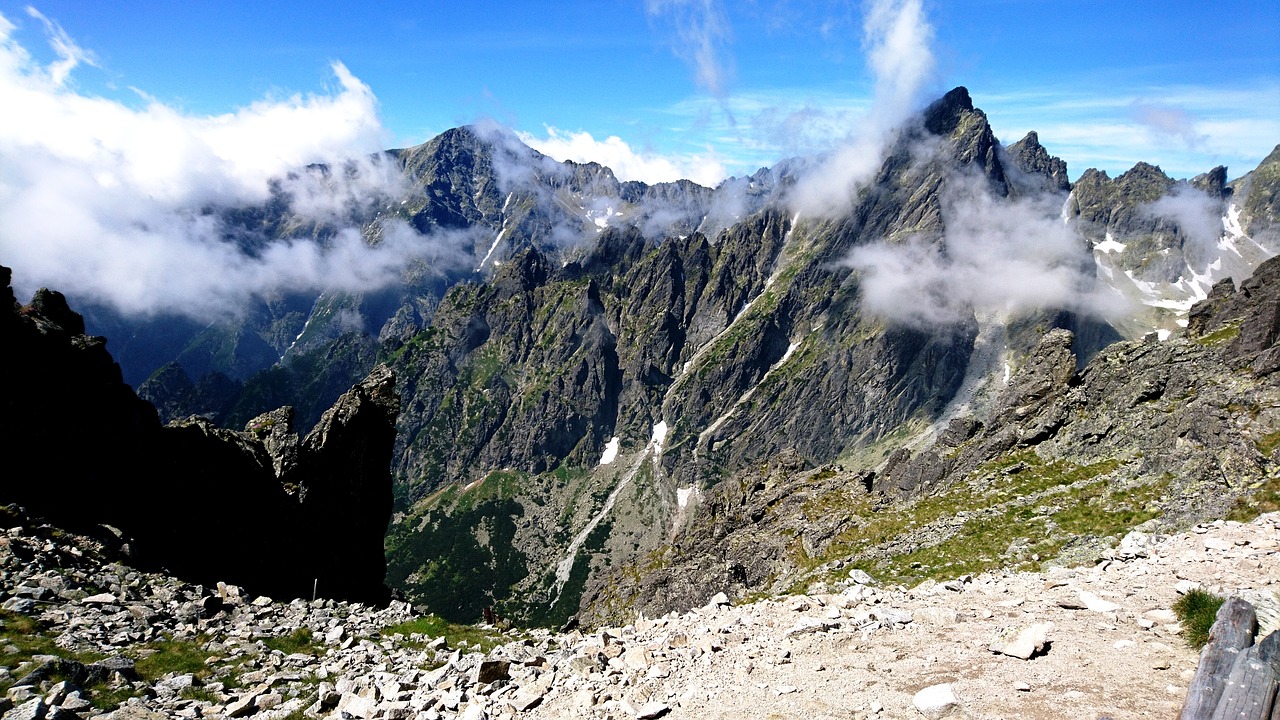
0, 269, 398, 603
596, 255, 1280, 619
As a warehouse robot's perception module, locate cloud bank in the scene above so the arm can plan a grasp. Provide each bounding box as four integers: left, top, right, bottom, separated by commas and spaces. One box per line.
845, 179, 1128, 326
0, 10, 443, 319
791, 0, 936, 216
516, 126, 726, 187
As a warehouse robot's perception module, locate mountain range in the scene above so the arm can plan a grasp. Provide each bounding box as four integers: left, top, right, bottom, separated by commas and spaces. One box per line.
6, 86, 1280, 627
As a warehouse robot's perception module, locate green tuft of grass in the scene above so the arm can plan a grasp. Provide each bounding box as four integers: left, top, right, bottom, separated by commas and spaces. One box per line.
134, 637, 212, 680
381, 614, 512, 654
263, 627, 320, 656
1173, 588, 1225, 650
1195, 321, 1241, 347
179, 686, 220, 703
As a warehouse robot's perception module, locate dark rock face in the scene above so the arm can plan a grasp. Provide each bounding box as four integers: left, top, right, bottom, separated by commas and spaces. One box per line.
0, 269, 398, 604
1232, 143, 1280, 243
1005, 131, 1071, 194
599, 255, 1280, 619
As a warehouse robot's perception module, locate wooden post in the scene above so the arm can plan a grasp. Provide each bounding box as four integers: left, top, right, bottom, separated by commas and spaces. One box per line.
1180, 597, 1280, 720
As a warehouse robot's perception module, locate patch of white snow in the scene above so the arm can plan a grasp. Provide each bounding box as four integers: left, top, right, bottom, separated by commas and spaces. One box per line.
1094, 233, 1126, 254
599, 437, 620, 466
777, 341, 800, 366
677, 486, 696, 509
1223, 203, 1245, 240
651, 421, 669, 453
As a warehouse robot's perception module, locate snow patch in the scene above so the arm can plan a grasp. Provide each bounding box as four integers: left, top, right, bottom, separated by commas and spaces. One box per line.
477, 227, 508, 271
1002, 361, 1011, 385
1223, 203, 1245, 241
651, 421, 669, 453
677, 486, 697, 509
1094, 233, 1126, 254
777, 341, 800, 366
598, 436, 620, 466
1157, 329, 1171, 341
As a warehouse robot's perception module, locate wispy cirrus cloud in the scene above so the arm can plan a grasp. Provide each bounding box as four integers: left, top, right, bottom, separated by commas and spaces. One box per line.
645, 0, 734, 98
974, 82, 1280, 179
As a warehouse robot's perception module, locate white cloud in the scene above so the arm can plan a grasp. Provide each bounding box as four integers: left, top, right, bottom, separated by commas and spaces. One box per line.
790, 0, 936, 216
0, 10, 453, 319
645, 0, 733, 97
517, 126, 727, 186
979, 83, 1280, 180
845, 177, 1130, 327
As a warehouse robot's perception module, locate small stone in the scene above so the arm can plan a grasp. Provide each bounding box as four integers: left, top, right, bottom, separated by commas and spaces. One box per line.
1013, 681, 1031, 692
1078, 591, 1119, 613
81, 592, 117, 604
1174, 580, 1201, 595
784, 617, 835, 637
474, 660, 510, 685
635, 701, 671, 719
846, 570, 875, 586
6, 697, 45, 720
990, 622, 1053, 660
912, 684, 958, 719
225, 692, 259, 718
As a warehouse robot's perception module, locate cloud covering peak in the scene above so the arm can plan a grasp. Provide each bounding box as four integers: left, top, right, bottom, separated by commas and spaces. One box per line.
0, 11, 437, 319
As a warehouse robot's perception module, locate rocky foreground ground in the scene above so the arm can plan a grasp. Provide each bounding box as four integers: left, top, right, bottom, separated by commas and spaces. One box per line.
1, 511, 1276, 720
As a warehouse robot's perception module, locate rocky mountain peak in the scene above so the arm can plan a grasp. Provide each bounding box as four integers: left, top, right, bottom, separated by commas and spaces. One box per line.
922, 86, 975, 135
1191, 165, 1229, 198
1006, 130, 1071, 194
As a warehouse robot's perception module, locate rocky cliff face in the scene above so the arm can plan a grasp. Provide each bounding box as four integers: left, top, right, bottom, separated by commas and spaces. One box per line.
0, 267, 399, 604
592, 252, 1280, 622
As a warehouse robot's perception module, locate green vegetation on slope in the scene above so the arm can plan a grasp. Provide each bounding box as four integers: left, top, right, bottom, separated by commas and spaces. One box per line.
793, 450, 1167, 589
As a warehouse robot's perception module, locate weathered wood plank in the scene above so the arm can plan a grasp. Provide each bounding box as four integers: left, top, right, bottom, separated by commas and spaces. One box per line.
1211, 630, 1278, 720
1182, 598, 1260, 720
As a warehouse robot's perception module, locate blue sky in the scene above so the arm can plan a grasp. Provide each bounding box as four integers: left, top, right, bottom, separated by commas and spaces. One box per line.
1, 0, 1277, 184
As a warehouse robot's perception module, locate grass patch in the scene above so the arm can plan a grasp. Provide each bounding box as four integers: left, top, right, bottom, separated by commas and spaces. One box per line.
1196, 321, 1241, 347
0, 609, 63, 669
1173, 588, 1225, 650
134, 637, 213, 680
262, 627, 320, 656
1227, 473, 1280, 522
1255, 430, 1280, 457
180, 686, 220, 703
380, 615, 512, 654
794, 449, 1167, 588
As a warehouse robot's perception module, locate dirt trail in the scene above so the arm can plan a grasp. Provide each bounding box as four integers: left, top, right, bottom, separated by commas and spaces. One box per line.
521, 513, 1279, 720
